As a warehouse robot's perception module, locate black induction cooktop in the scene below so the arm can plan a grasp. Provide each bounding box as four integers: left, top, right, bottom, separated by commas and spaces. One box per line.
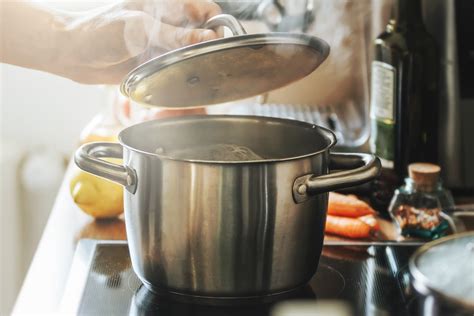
60, 240, 425, 316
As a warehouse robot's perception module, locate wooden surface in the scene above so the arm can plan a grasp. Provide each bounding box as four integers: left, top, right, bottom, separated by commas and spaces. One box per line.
12, 161, 472, 314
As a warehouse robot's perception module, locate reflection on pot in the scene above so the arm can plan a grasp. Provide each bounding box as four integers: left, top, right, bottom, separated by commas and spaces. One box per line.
129, 284, 316, 316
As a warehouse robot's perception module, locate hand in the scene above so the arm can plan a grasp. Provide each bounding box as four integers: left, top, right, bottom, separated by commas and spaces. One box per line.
0, 0, 222, 84
62, 0, 222, 84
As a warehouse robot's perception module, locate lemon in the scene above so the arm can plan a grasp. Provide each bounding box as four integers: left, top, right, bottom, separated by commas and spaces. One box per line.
70, 160, 124, 218
80, 133, 118, 145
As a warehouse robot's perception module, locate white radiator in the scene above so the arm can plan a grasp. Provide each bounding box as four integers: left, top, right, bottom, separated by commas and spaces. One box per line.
0, 144, 65, 315
0, 142, 25, 315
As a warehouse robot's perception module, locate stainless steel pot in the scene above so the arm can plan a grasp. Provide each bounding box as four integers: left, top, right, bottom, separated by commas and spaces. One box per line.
410, 232, 474, 315
75, 115, 380, 299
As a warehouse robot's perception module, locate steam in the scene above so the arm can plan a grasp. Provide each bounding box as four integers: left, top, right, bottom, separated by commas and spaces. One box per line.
122, 0, 228, 67
122, 0, 266, 66
123, 0, 166, 65
214, 0, 260, 20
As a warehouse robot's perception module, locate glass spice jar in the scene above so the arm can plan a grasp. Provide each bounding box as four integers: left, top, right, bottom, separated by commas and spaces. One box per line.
388, 163, 455, 239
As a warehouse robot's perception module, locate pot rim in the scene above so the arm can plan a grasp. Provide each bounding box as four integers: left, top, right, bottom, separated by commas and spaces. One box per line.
408, 231, 474, 311
117, 115, 337, 164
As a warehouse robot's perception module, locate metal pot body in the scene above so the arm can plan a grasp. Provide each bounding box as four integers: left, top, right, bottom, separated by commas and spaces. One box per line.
410, 232, 474, 316
124, 146, 327, 297
75, 115, 380, 298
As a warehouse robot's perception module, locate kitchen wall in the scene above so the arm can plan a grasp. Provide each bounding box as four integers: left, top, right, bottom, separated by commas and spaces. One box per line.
0, 64, 106, 314
0, 0, 116, 313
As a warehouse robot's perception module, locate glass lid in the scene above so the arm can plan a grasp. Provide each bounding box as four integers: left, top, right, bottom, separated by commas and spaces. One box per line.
120, 15, 330, 109
409, 232, 474, 310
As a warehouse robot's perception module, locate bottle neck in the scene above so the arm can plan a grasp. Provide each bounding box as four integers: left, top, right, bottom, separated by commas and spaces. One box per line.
389, 0, 424, 30
405, 177, 441, 193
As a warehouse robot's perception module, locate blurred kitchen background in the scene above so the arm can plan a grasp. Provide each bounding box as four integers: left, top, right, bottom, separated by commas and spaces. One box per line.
0, 2, 111, 313
0, 66, 104, 313
1, 0, 473, 314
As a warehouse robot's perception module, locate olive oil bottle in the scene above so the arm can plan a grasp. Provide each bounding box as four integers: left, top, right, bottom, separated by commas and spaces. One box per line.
369, 0, 439, 213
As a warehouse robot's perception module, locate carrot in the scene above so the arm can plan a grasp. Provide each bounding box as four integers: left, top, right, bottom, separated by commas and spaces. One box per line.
358, 214, 380, 231
328, 192, 376, 218
325, 215, 371, 239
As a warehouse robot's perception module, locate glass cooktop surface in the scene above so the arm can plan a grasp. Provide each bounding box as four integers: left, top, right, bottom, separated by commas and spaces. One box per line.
61, 240, 423, 316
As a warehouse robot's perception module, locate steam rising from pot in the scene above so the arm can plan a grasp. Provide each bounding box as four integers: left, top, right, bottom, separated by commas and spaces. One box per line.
156, 143, 264, 161
122, 0, 223, 67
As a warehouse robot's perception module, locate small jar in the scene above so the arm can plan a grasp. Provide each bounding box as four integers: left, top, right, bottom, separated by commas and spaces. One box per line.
388, 163, 455, 239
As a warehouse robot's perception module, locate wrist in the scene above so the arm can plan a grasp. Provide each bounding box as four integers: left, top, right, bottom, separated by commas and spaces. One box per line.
47, 9, 79, 78
1, 1, 79, 76
52, 3, 142, 83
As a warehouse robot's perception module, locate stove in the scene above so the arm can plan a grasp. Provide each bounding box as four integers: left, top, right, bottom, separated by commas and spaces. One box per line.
61, 240, 424, 315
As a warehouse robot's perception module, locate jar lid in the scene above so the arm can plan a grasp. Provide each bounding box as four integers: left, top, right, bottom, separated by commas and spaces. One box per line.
408, 163, 441, 188
409, 232, 474, 311
120, 15, 329, 109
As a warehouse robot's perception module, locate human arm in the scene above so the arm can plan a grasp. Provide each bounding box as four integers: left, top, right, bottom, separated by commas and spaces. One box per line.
0, 0, 221, 84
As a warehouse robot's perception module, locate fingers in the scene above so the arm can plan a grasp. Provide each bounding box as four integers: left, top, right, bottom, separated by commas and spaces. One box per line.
105, 7, 220, 66
121, 8, 220, 62
148, 22, 220, 50
182, 0, 222, 26
122, 0, 223, 53
160, 0, 222, 27
122, 11, 155, 59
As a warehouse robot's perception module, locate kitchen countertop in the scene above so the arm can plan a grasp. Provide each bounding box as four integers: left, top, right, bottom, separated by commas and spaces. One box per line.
12, 163, 128, 315
12, 161, 474, 315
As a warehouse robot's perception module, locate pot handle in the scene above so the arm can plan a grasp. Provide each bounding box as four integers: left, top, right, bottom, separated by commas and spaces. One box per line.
203, 14, 247, 36
74, 142, 137, 193
293, 153, 381, 203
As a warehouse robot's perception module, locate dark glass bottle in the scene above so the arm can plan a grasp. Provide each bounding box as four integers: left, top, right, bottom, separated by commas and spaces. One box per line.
369, 0, 439, 214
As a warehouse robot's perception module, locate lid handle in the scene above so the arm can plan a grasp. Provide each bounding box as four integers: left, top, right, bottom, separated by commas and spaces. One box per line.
203, 14, 247, 36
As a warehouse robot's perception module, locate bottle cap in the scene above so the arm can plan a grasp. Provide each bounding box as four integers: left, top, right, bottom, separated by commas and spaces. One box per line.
408, 163, 441, 190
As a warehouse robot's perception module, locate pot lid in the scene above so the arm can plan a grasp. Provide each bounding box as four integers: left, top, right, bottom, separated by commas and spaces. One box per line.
409, 232, 474, 311
120, 14, 329, 109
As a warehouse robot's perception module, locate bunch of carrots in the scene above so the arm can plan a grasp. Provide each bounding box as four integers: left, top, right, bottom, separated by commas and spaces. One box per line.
325, 192, 379, 239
